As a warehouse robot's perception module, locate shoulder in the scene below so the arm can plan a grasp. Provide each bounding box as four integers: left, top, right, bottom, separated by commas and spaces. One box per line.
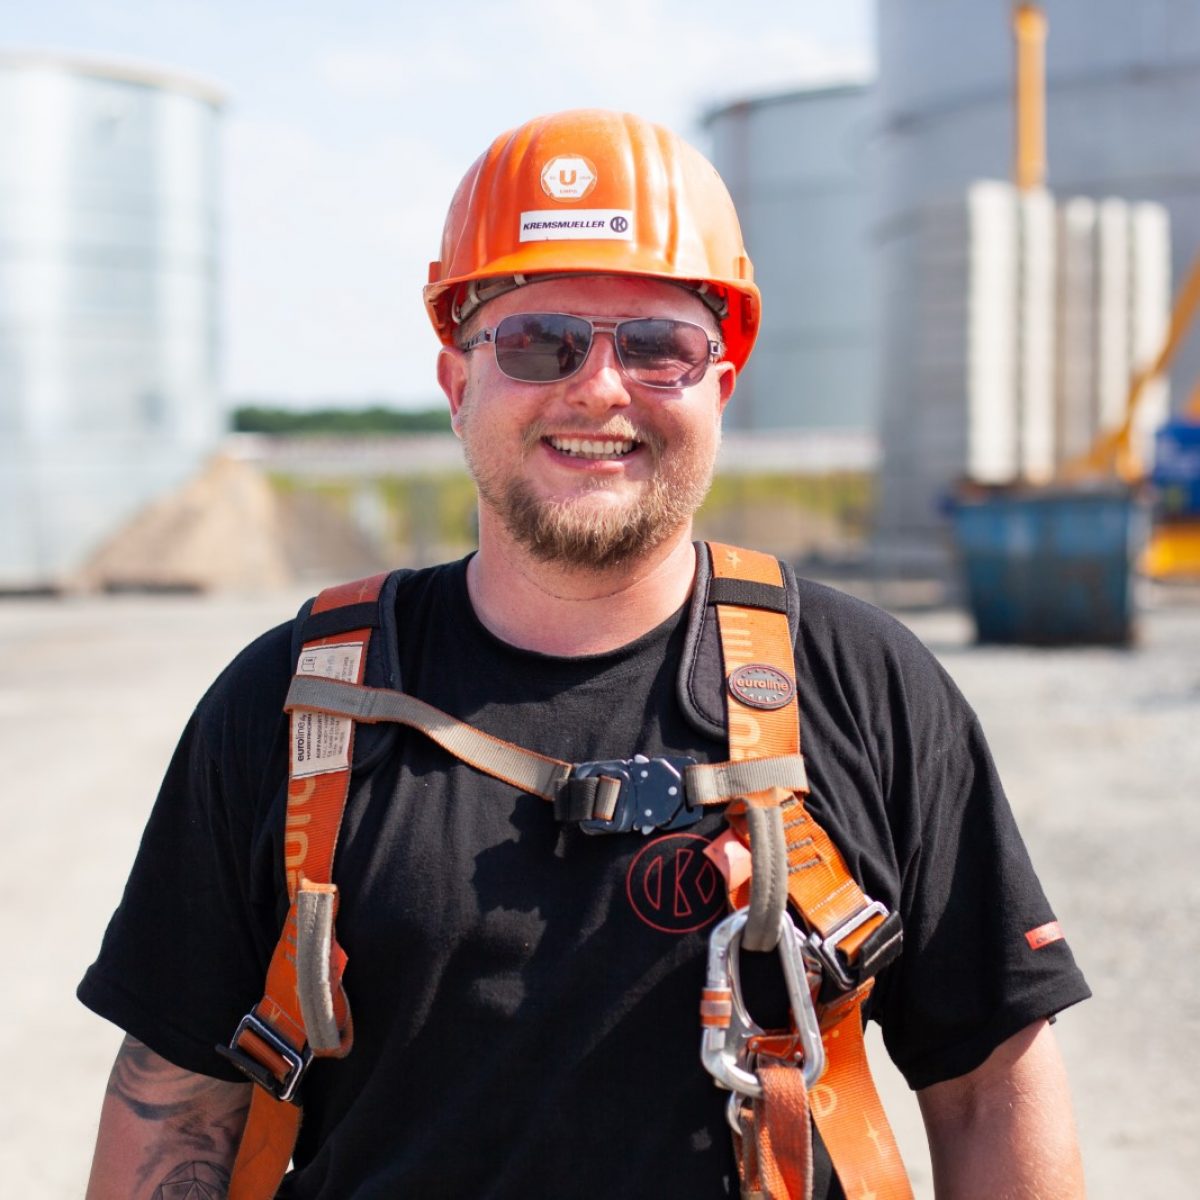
198, 619, 296, 733
388, 557, 470, 618
787, 574, 978, 763
191, 559, 467, 751
791, 575, 952, 683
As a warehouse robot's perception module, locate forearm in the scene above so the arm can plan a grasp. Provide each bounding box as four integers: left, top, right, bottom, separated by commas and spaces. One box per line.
919, 1020, 1085, 1199
924, 1092, 1084, 1198
86, 1034, 252, 1200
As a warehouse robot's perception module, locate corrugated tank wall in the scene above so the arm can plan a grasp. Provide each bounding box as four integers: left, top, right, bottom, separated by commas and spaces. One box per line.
705, 85, 876, 436
0, 53, 223, 586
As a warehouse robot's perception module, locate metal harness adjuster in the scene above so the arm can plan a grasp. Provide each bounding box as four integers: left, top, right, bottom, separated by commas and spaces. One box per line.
809, 901, 903, 1000
216, 1012, 313, 1105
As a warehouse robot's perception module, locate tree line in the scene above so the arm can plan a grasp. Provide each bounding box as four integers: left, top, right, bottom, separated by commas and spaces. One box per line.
231, 405, 453, 436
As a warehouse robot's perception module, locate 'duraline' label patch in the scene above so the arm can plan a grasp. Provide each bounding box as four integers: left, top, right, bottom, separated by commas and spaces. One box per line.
727, 663, 795, 711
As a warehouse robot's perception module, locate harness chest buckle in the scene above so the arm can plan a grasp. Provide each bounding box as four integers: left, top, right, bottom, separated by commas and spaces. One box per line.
572, 754, 701, 835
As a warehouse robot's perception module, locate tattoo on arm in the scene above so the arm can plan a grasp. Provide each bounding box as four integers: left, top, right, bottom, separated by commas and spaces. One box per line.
150, 1160, 230, 1198
103, 1035, 251, 1197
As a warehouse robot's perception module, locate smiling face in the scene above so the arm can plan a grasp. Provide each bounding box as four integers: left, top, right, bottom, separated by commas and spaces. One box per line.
437, 275, 736, 571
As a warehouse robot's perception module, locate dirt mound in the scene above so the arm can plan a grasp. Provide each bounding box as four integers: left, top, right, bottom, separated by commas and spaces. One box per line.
76, 454, 388, 591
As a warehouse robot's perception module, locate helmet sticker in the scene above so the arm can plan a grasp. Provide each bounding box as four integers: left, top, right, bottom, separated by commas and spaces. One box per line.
519, 209, 634, 243
540, 154, 598, 201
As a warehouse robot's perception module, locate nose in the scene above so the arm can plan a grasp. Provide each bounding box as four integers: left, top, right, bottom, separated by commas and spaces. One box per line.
565, 330, 632, 414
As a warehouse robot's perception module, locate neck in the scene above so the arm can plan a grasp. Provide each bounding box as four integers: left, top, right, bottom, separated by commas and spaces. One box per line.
466, 517, 698, 655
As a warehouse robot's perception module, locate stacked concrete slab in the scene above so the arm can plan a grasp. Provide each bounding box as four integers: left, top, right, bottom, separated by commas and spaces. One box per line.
874, 181, 1170, 569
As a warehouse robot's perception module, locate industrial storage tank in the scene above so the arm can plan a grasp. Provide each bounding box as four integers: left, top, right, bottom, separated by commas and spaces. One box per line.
705, 85, 877, 440
0, 51, 223, 587
874, 0, 1200, 567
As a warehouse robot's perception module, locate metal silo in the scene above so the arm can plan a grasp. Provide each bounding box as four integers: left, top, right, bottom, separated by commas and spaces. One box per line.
0, 51, 223, 586
874, 0, 1200, 567
705, 85, 876, 439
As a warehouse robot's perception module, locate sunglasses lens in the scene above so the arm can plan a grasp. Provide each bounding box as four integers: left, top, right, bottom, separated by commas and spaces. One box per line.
616, 319, 712, 388
487, 313, 715, 388
493, 314, 592, 382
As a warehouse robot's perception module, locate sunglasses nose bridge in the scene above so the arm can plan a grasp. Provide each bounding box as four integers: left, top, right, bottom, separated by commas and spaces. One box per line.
573, 321, 625, 379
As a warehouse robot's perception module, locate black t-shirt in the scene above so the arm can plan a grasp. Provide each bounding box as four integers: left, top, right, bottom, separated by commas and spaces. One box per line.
80, 557, 1089, 1199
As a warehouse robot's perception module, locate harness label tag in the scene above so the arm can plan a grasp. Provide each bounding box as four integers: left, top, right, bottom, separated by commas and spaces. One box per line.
291, 641, 363, 778
704, 827, 753, 893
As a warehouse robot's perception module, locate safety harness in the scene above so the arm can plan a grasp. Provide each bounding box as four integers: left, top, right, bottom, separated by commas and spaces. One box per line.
218, 543, 911, 1200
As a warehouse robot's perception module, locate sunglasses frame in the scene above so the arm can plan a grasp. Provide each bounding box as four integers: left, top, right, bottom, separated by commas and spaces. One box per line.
460, 312, 725, 390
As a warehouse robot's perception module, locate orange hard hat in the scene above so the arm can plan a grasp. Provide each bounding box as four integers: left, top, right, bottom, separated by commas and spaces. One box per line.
424, 109, 761, 372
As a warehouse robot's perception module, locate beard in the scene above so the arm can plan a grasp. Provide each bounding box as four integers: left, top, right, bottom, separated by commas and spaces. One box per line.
459, 404, 718, 571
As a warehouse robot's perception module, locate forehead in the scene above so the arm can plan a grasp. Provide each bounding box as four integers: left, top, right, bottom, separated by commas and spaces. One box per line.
479, 274, 716, 327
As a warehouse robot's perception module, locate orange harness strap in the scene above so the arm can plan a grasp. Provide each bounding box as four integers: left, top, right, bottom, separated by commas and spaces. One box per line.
225, 573, 388, 1200
705, 542, 912, 1200
734, 1064, 813, 1200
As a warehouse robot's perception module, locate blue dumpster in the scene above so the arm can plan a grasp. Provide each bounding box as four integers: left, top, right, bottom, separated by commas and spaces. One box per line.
949, 487, 1145, 645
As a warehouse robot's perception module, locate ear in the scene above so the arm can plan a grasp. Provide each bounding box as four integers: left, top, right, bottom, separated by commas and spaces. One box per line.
437, 346, 469, 436
715, 361, 736, 416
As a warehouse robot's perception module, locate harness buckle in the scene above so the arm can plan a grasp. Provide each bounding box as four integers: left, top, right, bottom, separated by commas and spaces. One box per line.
572, 755, 701, 835
807, 900, 901, 996
215, 1012, 313, 1104
700, 907, 826, 1110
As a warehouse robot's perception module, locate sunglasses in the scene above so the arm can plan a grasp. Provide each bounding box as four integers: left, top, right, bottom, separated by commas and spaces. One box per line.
460, 312, 724, 389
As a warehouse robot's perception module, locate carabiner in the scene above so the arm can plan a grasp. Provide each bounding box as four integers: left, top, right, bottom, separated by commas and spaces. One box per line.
699, 907, 826, 1102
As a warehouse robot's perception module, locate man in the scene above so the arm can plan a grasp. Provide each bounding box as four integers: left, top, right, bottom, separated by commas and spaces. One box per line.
81, 109, 1089, 1199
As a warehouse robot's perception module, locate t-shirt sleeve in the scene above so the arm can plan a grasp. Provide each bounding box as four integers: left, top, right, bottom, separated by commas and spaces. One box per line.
875, 704, 1091, 1091
77, 623, 294, 1081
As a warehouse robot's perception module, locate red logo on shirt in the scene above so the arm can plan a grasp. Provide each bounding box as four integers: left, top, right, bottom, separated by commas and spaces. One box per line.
626, 833, 724, 934
1025, 920, 1065, 950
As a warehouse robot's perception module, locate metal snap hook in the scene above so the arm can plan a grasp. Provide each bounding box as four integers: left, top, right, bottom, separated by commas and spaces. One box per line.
699, 907, 826, 1102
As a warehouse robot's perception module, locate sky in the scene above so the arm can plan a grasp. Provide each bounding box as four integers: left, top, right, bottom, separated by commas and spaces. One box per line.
6, 1, 874, 408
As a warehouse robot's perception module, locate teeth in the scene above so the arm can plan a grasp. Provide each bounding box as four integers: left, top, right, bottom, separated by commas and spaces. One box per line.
548, 436, 636, 459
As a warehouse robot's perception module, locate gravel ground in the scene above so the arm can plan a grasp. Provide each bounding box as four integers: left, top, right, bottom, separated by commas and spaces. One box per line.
1, 583, 1196, 1197
868, 586, 1200, 1197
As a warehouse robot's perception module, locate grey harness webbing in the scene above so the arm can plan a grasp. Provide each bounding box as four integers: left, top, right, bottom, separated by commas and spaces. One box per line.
284, 674, 807, 815
285, 675, 572, 800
